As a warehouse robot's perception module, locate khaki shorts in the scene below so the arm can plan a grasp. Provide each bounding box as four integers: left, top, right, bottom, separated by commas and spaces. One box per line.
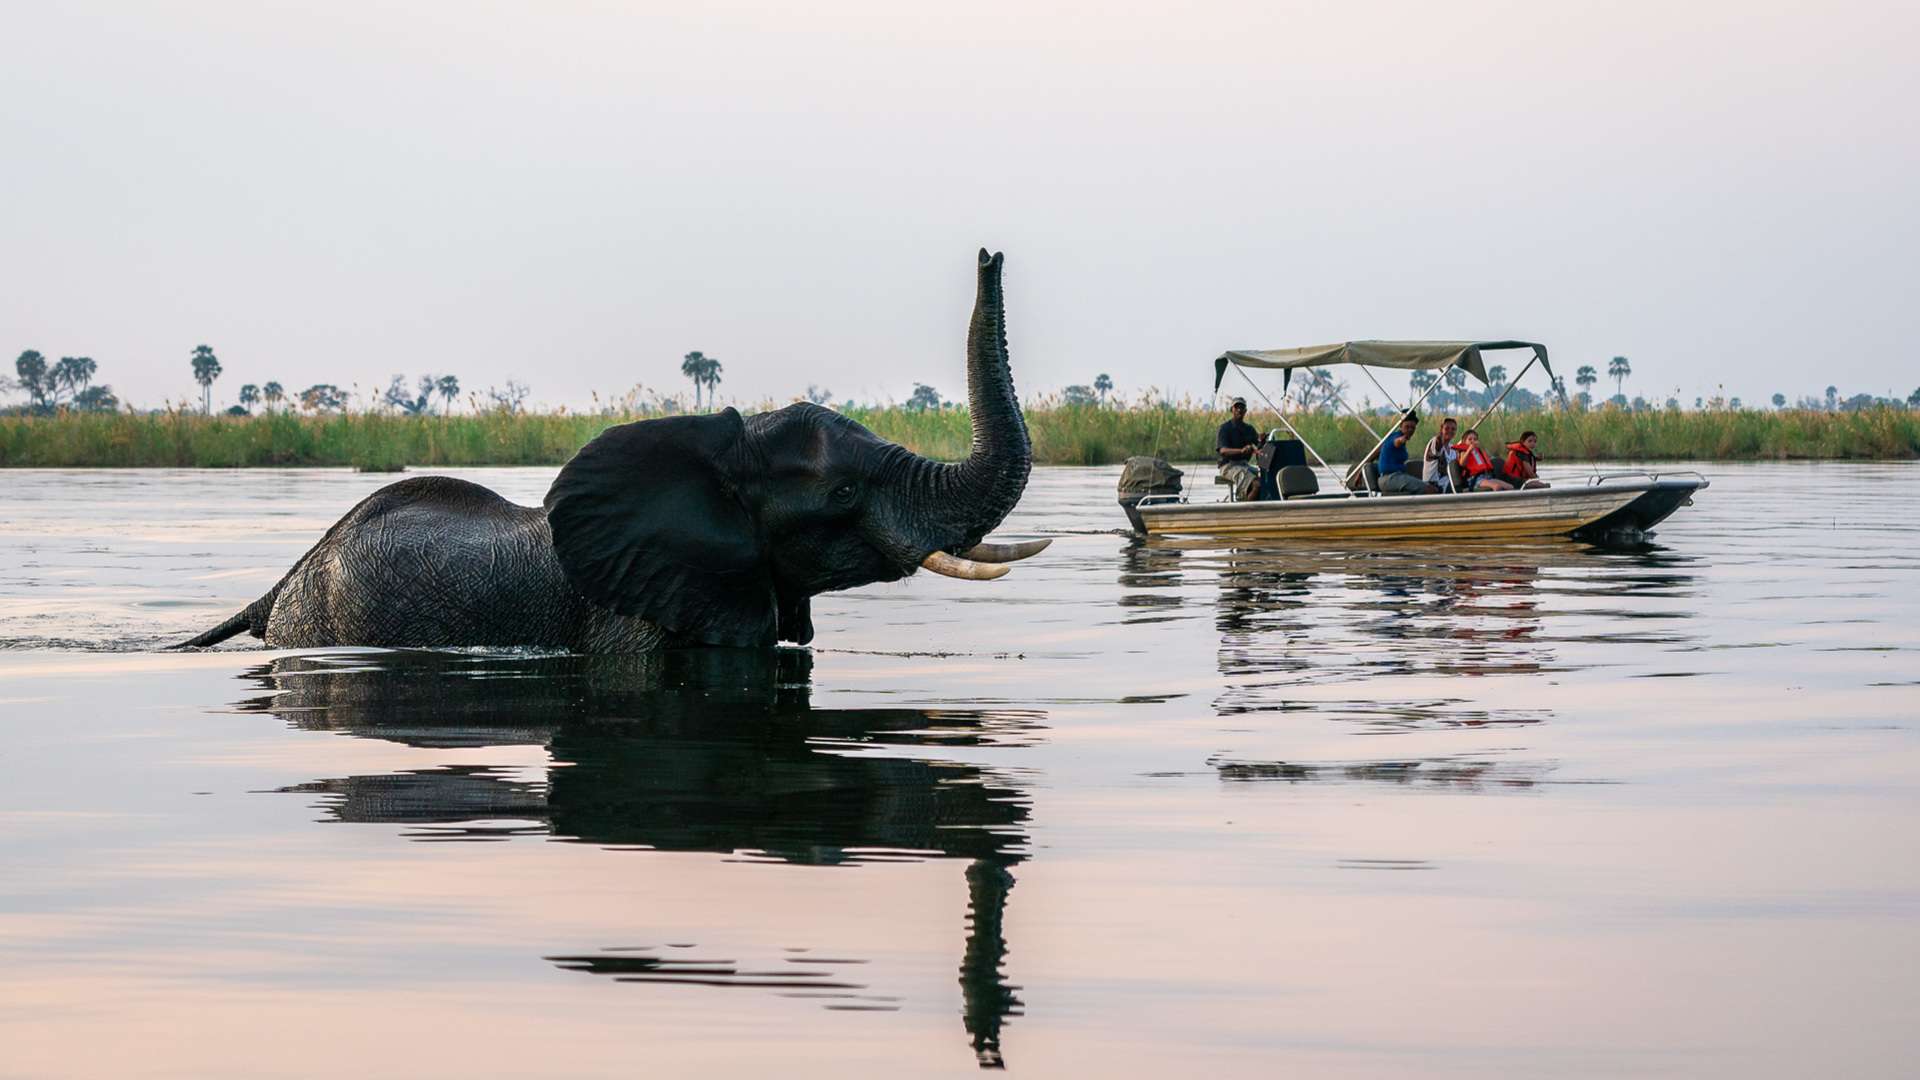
1218, 462, 1260, 501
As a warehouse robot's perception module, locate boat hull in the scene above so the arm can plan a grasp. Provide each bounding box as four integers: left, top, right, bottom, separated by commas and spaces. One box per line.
1133, 477, 1705, 541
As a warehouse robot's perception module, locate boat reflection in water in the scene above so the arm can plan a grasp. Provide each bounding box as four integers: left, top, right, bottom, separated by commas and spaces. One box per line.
236, 648, 1036, 1069
1121, 535, 1699, 787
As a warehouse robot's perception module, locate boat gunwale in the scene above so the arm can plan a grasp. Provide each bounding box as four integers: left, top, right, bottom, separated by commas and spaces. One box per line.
1135, 476, 1700, 520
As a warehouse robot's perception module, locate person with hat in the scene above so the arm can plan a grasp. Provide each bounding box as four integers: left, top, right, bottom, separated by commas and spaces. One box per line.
1215, 396, 1265, 501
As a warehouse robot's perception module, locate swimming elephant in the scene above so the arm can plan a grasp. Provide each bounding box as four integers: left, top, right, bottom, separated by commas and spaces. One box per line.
179, 249, 1046, 652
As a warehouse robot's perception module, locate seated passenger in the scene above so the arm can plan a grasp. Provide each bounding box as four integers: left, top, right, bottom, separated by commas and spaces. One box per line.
1503, 430, 1551, 488
1422, 417, 1459, 492
1215, 396, 1264, 501
1375, 411, 1439, 495
1453, 429, 1514, 491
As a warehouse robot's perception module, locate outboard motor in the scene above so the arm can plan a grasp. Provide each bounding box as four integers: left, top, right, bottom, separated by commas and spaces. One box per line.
1117, 456, 1183, 534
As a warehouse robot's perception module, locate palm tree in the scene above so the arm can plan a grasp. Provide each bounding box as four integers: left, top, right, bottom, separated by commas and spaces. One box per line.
1484, 365, 1509, 409
699, 357, 723, 408
238, 384, 260, 413
436, 375, 460, 414
14, 350, 50, 409
681, 351, 709, 411
262, 381, 285, 412
1443, 365, 1467, 409
190, 345, 222, 414
1608, 356, 1631, 398
1409, 369, 1437, 405
52, 356, 96, 404
1825, 385, 1838, 411
1772, 392, 1786, 409
1093, 373, 1113, 404
1575, 365, 1598, 407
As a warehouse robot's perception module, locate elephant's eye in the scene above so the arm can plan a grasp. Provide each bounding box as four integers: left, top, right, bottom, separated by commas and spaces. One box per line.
830, 482, 859, 506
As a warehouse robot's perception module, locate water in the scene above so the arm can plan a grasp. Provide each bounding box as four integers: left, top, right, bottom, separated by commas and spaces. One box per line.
2, 463, 1916, 1077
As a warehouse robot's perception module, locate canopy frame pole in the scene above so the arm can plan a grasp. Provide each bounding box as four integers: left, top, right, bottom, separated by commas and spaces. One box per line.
1328, 388, 1390, 443
1340, 359, 1457, 492
1358, 365, 1405, 413
1235, 367, 1350, 498
1325, 389, 1389, 455
1465, 354, 1540, 435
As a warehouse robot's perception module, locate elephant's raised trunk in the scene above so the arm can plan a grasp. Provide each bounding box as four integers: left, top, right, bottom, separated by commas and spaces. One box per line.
897, 250, 1033, 564
952, 249, 1032, 541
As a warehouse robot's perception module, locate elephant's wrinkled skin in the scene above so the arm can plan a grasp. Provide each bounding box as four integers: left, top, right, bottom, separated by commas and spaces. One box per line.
178, 250, 1035, 653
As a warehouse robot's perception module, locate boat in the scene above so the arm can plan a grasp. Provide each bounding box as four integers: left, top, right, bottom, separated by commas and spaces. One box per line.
1122, 340, 1708, 542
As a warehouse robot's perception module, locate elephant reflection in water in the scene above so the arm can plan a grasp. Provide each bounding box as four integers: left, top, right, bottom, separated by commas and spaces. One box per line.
238, 649, 1031, 1069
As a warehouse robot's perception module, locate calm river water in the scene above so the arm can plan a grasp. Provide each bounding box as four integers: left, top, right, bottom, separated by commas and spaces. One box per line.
2, 463, 1916, 1077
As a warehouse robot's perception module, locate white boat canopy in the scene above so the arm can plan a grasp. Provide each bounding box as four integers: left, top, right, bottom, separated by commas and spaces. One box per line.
1213, 340, 1553, 395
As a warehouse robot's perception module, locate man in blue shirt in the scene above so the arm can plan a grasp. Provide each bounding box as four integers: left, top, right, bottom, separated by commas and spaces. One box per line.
1376, 411, 1438, 494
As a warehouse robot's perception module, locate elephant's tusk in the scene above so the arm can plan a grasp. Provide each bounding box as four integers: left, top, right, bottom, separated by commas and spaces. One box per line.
920, 550, 1011, 581
956, 538, 1052, 563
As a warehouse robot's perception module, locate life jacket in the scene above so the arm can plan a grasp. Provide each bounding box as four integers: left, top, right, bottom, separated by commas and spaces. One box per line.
1453, 442, 1495, 478
1504, 443, 1538, 482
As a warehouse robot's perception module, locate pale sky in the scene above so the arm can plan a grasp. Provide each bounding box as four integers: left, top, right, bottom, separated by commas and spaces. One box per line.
4, 1, 1916, 412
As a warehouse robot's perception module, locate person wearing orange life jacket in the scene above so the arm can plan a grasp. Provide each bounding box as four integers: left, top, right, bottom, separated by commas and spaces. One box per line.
1452, 429, 1514, 492
1503, 430, 1551, 488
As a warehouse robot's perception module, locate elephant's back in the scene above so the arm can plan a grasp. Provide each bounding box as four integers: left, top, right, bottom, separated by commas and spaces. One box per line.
338, 475, 530, 525
264, 476, 580, 649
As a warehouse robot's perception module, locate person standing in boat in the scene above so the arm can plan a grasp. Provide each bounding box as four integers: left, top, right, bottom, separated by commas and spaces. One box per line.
1503, 431, 1550, 488
1215, 396, 1265, 501
1376, 411, 1439, 494
1422, 417, 1459, 492
1453, 428, 1514, 491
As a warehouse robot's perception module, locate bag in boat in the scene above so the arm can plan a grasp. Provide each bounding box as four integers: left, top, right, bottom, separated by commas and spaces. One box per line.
1118, 456, 1183, 498
1117, 456, 1183, 534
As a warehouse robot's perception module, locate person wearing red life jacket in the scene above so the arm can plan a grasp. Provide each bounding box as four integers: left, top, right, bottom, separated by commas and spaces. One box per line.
1452, 429, 1514, 492
1503, 430, 1551, 488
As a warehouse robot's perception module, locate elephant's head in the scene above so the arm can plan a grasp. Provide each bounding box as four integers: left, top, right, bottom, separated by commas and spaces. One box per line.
543, 249, 1036, 647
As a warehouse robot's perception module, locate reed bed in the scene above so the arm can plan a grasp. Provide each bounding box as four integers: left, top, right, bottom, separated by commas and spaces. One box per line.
2, 405, 1914, 469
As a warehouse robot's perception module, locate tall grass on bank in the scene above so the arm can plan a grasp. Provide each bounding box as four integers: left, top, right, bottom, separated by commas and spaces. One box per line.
2, 405, 1915, 469
0, 409, 620, 470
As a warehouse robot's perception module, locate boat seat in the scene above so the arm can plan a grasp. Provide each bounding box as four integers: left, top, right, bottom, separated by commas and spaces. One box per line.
1277, 465, 1319, 499
1267, 438, 1307, 470
1348, 461, 1381, 493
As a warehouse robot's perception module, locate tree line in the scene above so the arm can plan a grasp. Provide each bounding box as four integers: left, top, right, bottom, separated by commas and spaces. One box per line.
3, 345, 534, 417
9, 343, 1919, 417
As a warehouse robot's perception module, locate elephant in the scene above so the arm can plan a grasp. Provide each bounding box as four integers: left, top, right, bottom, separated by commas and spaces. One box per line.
177, 249, 1048, 653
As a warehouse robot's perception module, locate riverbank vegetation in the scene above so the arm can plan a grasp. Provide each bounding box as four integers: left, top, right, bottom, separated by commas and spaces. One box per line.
4, 403, 1915, 468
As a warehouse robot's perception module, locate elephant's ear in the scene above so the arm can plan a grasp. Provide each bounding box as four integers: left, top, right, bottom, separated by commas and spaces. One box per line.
544, 410, 776, 647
